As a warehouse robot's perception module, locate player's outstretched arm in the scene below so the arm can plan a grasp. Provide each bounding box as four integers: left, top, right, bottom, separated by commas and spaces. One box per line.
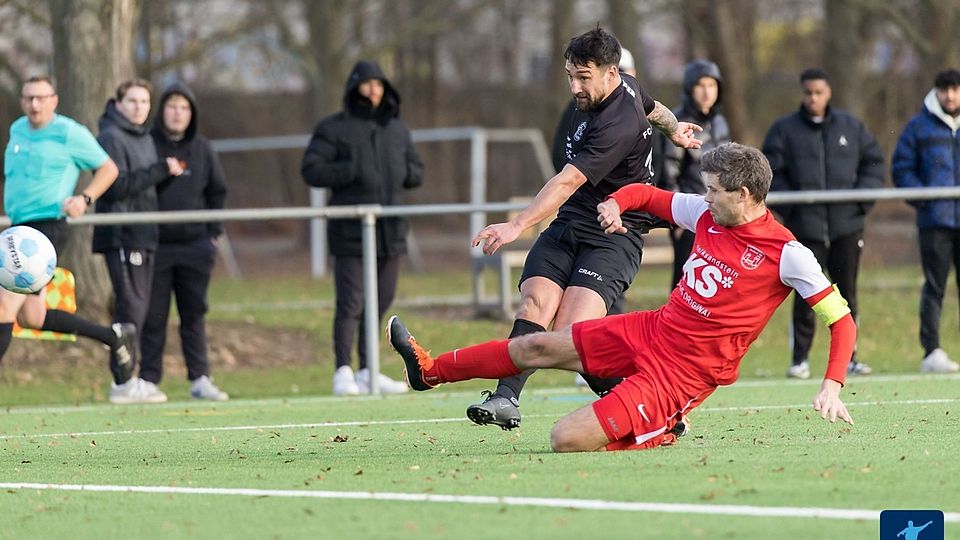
647, 101, 703, 150
472, 164, 587, 255
812, 378, 854, 425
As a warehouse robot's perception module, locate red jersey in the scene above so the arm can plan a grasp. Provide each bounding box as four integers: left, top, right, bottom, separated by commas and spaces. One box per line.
611, 186, 832, 385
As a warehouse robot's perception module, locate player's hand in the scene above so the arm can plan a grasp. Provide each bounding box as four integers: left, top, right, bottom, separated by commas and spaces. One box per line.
472, 221, 522, 255
62, 195, 87, 218
166, 157, 185, 176
597, 199, 627, 235
812, 379, 854, 425
669, 122, 703, 149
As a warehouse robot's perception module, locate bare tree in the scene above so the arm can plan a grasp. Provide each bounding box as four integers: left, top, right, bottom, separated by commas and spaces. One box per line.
48, 0, 140, 317
823, 0, 870, 116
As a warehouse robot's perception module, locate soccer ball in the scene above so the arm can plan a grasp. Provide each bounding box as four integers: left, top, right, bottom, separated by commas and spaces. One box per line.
0, 226, 57, 294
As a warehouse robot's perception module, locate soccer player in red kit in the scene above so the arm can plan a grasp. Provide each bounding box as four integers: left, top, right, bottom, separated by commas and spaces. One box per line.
388, 143, 856, 452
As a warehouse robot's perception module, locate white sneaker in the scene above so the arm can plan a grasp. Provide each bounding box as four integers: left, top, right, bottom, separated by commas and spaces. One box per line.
109, 377, 168, 404
921, 348, 960, 373
191, 375, 229, 401
574, 373, 589, 386
786, 360, 810, 379
332, 365, 361, 396
356, 368, 410, 395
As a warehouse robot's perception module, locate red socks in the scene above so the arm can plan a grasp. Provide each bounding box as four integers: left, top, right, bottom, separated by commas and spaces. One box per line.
425, 339, 521, 384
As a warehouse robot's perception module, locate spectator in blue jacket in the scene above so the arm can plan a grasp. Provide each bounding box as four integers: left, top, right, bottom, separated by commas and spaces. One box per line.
892, 68, 960, 374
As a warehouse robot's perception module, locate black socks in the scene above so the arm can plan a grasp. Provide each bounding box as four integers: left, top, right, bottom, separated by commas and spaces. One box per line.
494, 319, 546, 401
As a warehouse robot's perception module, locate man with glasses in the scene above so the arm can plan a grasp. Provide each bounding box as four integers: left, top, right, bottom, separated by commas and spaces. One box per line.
1, 75, 138, 385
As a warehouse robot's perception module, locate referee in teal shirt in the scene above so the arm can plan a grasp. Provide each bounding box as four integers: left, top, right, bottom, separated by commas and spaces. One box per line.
1, 75, 138, 386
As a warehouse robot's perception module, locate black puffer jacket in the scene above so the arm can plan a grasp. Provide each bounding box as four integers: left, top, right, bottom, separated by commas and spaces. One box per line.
763, 105, 884, 242
301, 61, 424, 258
94, 99, 168, 252
658, 60, 731, 195
151, 82, 228, 243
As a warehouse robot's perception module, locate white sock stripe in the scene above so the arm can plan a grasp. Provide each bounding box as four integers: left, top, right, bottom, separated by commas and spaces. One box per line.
3, 482, 955, 522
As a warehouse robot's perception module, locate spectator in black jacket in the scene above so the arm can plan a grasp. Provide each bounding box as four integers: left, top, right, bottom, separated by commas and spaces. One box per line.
142, 82, 229, 401
301, 60, 424, 396
763, 68, 884, 379
96, 78, 183, 404
658, 59, 731, 287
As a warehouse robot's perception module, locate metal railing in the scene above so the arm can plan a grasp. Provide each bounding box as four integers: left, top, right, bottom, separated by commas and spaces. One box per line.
4, 185, 960, 393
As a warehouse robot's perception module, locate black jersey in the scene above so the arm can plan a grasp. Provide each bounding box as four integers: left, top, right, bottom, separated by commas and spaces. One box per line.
561, 74, 666, 239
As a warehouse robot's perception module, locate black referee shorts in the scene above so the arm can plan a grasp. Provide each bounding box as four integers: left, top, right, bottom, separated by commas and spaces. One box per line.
519, 219, 643, 309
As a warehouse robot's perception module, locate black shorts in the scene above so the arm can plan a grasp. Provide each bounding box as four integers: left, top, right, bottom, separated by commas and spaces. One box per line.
519, 219, 643, 309
19, 219, 68, 256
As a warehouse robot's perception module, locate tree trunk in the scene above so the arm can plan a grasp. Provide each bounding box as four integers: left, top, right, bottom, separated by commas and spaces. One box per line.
606, 0, 641, 76
823, 0, 865, 116
549, 0, 575, 115
48, 0, 139, 319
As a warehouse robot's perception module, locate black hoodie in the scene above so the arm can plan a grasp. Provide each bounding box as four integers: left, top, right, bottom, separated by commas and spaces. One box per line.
301, 61, 424, 258
94, 98, 168, 252
151, 82, 227, 243
657, 60, 731, 195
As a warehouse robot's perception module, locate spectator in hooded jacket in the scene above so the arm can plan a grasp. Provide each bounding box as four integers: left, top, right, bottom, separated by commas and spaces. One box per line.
763, 68, 884, 380
892, 68, 960, 374
301, 61, 424, 396
141, 82, 229, 400
96, 78, 183, 404
658, 59, 731, 288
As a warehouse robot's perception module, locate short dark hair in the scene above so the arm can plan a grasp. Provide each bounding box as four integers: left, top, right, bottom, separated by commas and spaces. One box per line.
800, 68, 829, 85
701, 143, 772, 204
934, 69, 960, 90
115, 78, 153, 101
563, 25, 621, 69
25, 75, 56, 93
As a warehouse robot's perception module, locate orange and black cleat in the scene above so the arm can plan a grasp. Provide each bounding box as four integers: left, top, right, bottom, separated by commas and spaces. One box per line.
386, 315, 437, 391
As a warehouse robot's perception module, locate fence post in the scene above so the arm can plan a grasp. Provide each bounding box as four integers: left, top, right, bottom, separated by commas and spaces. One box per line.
310, 188, 328, 278
361, 209, 381, 395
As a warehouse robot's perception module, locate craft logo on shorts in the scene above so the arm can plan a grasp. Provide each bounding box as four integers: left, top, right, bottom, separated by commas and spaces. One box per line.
879, 510, 943, 540
740, 246, 765, 270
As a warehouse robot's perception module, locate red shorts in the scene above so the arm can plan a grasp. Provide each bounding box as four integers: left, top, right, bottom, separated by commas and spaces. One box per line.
572, 311, 715, 449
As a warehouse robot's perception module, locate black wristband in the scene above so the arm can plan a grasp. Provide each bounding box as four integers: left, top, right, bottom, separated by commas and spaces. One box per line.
81, 193, 93, 207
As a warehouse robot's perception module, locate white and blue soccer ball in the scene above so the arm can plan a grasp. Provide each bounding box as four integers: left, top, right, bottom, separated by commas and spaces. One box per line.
0, 226, 57, 294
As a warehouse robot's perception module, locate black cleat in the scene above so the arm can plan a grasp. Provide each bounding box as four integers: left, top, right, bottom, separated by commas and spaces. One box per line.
466, 390, 521, 430
669, 415, 690, 438
110, 323, 138, 384
385, 315, 436, 391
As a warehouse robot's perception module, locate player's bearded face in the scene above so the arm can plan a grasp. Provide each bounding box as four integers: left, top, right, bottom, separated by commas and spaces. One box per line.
567, 60, 614, 112
704, 173, 742, 227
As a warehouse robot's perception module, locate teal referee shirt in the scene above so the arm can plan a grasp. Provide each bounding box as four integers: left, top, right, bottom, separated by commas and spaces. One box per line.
4, 114, 109, 225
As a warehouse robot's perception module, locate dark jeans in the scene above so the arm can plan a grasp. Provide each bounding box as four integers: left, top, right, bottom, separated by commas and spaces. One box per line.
918, 227, 960, 355
333, 255, 400, 370
103, 248, 154, 331
790, 231, 862, 364
140, 238, 217, 384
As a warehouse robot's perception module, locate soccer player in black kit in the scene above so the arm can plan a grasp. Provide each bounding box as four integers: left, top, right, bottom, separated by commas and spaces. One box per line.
468, 27, 703, 429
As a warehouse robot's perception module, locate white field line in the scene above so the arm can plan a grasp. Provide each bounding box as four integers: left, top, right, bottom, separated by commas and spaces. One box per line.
2, 482, 956, 522
1, 397, 955, 441
4, 372, 958, 417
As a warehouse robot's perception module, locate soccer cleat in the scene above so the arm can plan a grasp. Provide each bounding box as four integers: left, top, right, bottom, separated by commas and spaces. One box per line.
847, 360, 873, 376
332, 365, 361, 396
109, 377, 168, 404
355, 368, 410, 395
191, 375, 229, 401
386, 315, 436, 391
466, 390, 521, 430
110, 323, 139, 384
786, 360, 810, 379
669, 415, 690, 438
921, 348, 960, 373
